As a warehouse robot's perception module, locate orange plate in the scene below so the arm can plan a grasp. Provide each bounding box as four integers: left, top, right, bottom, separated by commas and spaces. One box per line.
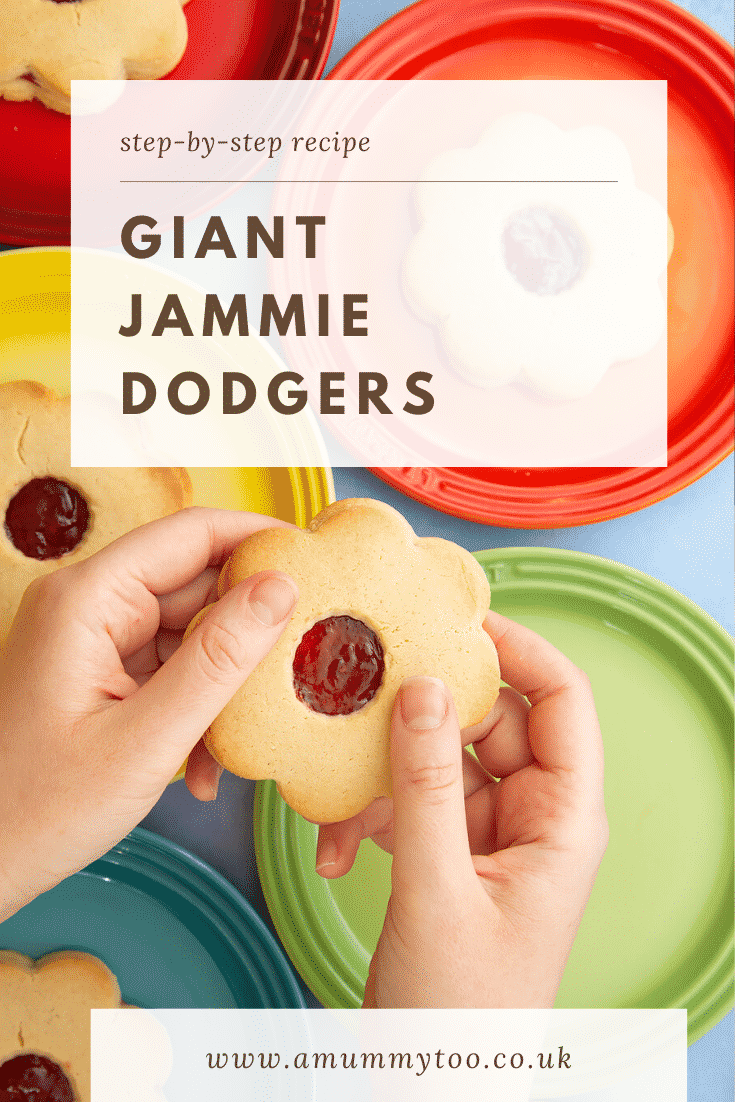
330, 0, 734, 527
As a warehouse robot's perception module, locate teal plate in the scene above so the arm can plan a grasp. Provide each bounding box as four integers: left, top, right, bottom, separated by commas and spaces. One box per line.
0, 827, 304, 1009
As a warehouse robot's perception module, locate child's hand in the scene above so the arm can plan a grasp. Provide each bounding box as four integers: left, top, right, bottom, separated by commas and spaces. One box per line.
0, 508, 297, 921
315, 611, 608, 1008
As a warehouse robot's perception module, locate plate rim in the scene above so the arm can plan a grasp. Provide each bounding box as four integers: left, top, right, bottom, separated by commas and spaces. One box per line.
0, 826, 307, 1008
86, 826, 308, 1009
368, 448, 734, 528
255, 546, 734, 1038
328, 0, 735, 83
273, 0, 341, 80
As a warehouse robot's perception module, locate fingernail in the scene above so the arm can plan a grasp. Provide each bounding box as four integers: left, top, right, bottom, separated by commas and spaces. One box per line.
400, 676, 447, 730
249, 576, 297, 626
316, 838, 337, 873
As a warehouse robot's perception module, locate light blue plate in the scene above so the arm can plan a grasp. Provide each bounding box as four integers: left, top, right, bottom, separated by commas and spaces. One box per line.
0, 827, 304, 1009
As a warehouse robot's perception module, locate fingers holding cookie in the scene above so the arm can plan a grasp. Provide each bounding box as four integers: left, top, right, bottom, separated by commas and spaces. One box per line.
63, 507, 293, 657
199, 499, 500, 824
184, 737, 224, 803
315, 796, 394, 878
156, 567, 221, 631
314, 679, 516, 878
118, 570, 299, 772
77, 506, 291, 599
483, 609, 603, 789
462, 685, 534, 778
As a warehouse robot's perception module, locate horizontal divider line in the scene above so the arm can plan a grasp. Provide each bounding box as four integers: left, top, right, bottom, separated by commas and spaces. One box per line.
118, 178, 619, 184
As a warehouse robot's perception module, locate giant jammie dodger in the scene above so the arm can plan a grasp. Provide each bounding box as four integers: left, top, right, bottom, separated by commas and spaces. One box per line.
0, 381, 191, 642
0, 951, 122, 1102
202, 498, 500, 823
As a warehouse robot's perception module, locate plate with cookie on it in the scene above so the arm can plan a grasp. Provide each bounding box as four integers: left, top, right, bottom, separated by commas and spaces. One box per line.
328, 0, 733, 526
0, 0, 340, 246
0, 244, 334, 688
0, 826, 306, 1102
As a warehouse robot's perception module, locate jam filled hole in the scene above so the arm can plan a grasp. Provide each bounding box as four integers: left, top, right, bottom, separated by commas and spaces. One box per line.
4, 477, 90, 561
293, 615, 385, 716
0, 1053, 75, 1102
502, 206, 587, 295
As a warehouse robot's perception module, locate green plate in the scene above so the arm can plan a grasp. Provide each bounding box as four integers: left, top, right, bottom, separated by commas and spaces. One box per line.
0, 827, 304, 1009
254, 548, 734, 1041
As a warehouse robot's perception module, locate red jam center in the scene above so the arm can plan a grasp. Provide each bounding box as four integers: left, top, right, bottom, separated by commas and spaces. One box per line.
4, 477, 90, 561
0, 1055, 75, 1102
502, 206, 586, 295
293, 615, 385, 716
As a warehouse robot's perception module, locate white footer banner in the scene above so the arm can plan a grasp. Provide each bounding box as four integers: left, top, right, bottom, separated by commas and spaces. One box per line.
91, 1008, 686, 1101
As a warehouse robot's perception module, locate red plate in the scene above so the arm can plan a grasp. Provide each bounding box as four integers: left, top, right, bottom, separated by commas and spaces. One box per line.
330, 0, 734, 528
0, 0, 339, 247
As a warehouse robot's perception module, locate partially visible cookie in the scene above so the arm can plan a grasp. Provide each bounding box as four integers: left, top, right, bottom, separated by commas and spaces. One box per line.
201, 498, 500, 823
0, 0, 192, 115
0, 950, 122, 1102
0, 381, 192, 642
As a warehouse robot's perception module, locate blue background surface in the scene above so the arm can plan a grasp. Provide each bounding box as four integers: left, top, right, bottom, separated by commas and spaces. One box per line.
0, 0, 732, 1098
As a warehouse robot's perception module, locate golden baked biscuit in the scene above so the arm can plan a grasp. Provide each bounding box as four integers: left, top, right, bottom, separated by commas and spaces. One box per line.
201, 498, 500, 823
0, 950, 122, 1102
0, 0, 192, 115
0, 381, 191, 642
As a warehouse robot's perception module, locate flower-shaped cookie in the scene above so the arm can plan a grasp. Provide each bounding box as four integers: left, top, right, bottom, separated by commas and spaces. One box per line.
0, 0, 192, 115
0, 951, 121, 1102
205, 498, 500, 823
404, 113, 668, 399
0, 381, 191, 642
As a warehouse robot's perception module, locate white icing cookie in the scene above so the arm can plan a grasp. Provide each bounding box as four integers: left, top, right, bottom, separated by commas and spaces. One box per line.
404, 113, 669, 399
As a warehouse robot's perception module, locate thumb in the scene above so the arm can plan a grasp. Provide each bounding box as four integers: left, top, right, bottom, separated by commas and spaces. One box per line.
118, 571, 297, 771
390, 676, 474, 898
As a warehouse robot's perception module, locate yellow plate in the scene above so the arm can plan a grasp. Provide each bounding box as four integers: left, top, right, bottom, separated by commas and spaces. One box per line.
0, 246, 334, 522
0, 246, 335, 781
